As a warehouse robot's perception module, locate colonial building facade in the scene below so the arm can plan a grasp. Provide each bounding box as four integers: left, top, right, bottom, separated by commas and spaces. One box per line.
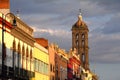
55, 46, 68, 80
33, 38, 49, 80
0, 12, 35, 80
48, 44, 56, 80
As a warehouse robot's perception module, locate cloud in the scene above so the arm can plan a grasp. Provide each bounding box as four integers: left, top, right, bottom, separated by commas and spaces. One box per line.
33, 27, 72, 51
9, 1, 120, 80
101, 13, 120, 34
10, 0, 120, 64
89, 33, 120, 64
32, 0, 57, 4
32, 27, 71, 37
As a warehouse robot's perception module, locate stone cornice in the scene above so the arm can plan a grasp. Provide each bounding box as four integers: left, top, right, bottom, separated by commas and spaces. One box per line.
11, 27, 35, 47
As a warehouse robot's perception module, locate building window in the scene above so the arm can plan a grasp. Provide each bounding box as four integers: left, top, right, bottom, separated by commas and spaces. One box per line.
22, 45, 25, 68
41, 61, 44, 73
50, 64, 52, 72
26, 47, 28, 70
82, 34, 85, 39
13, 41, 17, 68
82, 53, 85, 63
34, 59, 38, 71
82, 40, 85, 47
46, 64, 49, 74
76, 34, 79, 39
26, 47, 28, 57
30, 49, 32, 71
76, 40, 79, 48
53, 65, 55, 72
52, 76, 55, 80
18, 43, 21, 69
39, 61, 42, 72
3, 43, 6, 64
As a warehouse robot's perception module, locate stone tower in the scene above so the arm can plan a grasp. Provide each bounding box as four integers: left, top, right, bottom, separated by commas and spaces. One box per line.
71, 11, 89, 70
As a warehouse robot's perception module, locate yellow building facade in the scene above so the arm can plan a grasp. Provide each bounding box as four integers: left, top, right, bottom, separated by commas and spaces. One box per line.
33, 42, 49, 80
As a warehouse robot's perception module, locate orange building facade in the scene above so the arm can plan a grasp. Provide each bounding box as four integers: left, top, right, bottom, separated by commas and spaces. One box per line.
48, 44, 56, 80
0, 0, 10, 14
0, 0, 10, 8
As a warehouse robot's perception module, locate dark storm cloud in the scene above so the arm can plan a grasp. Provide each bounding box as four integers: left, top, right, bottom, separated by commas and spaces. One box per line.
89, 33, 120, 64
32, 0, 56, 3
10, 0, 120, 16
80, 0, 120, 17
11, 0, 79, 15
95, 0, 120, 10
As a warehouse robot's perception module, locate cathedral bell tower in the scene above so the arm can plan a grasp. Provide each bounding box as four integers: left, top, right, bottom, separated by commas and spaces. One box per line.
71, 10, 89, 70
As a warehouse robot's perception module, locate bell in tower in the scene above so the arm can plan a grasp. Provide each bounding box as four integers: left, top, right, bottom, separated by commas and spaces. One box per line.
71, 10, 89, 70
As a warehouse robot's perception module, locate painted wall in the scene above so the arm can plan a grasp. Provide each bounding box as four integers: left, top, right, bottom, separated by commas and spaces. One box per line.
33, 43, 49, 80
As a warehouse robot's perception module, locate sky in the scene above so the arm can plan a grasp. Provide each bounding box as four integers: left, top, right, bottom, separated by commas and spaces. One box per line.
10, 0, 120, 80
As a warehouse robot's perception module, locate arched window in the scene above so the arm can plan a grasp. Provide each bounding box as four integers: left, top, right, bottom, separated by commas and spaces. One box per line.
76, 34, 79, 39
30, 49, 32, 59
22, 45, 25, 68
18, 43, 21, 54
26, 47, 28, 70
13, 40, 17, 68
76, 40, 79, 48
82, 40, 85, 47
22, 45, 25, 56
26, 47, 28, 57
18, 43, 21, 68
82, 53, 85, 64
82, 34, 85, 40
13, 40, 16, 51
30, 49, 33, 71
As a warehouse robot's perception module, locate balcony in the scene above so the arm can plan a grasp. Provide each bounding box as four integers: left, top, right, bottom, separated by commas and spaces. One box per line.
26, 70, 35, 78
20, 68, 28, 79
8, 67, 14, 78
30, 71, 35, 78
0, 65, 35, 79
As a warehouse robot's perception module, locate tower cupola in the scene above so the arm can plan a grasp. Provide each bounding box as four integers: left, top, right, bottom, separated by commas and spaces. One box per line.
72, 10, 88, 31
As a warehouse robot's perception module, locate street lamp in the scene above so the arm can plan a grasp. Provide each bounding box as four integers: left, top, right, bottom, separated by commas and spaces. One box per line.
1, 13, 17, 80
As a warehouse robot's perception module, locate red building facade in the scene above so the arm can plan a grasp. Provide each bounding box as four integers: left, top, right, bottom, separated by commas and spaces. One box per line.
68, 49, 81, 80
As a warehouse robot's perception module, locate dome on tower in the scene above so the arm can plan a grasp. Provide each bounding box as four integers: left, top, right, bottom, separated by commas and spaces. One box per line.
72, 12, 88, 30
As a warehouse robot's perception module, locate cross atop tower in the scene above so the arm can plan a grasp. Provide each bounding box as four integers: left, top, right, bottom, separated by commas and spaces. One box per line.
78, 9, 82, 21
79, 9, 82, 15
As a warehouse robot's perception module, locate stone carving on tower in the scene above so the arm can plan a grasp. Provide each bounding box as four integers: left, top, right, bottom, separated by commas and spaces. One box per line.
71, 10, 89, 70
